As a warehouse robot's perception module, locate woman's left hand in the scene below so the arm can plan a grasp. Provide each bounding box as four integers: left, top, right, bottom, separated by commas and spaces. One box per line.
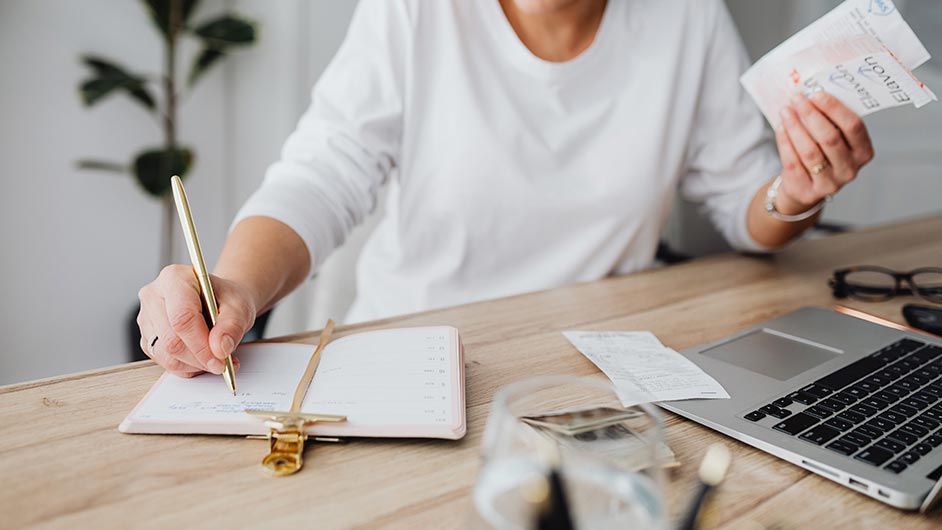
773, 91, 874, 215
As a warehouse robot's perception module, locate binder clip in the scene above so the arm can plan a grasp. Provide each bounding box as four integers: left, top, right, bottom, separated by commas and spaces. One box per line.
244, 319, 342, 476
246, 410, 346, 476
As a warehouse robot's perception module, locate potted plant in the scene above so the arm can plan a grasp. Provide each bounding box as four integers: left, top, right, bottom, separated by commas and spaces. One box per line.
76, 0, 257, 360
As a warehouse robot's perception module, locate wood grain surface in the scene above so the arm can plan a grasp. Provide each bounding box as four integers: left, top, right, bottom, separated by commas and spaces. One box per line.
2, 216, 941, 529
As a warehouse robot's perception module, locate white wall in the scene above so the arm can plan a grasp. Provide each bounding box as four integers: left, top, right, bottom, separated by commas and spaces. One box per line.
0, 0, 356, 385
2, 0, 940, 385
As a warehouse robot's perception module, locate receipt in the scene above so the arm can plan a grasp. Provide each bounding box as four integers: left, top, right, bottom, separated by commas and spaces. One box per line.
563, 331, 730, 407
741, 0, 936, 128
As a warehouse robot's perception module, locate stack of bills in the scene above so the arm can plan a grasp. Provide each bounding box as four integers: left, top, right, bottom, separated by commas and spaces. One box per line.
521, 407, 679, 471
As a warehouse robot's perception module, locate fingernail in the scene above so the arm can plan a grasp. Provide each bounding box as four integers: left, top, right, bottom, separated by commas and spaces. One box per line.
221, 335, 235, 357
811, 90, 827, 102
790, 93, 806, 106
779, 107, 794, 122
208, 359, 224, 374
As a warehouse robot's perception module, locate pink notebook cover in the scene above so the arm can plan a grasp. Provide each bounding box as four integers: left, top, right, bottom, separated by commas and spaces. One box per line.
119, 326, 466, 440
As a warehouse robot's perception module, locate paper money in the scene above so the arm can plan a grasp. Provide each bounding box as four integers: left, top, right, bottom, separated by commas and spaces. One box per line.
525, 413, 679, 472
521, 407, 643, 436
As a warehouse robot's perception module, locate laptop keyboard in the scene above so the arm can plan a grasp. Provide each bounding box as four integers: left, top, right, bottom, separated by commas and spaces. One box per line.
744, 338, 942, 475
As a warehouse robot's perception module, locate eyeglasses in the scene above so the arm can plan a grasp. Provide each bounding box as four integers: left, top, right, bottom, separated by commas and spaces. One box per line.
829, 266, 942, 304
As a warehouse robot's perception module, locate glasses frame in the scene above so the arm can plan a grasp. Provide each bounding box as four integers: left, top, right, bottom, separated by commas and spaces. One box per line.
829, 265, 942, 304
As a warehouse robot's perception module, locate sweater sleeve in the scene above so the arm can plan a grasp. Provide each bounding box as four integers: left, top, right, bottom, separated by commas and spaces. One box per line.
232, 0, 410, 272
680, 0, 782, 253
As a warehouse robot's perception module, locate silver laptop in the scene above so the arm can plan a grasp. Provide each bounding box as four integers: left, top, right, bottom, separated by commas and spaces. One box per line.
661, 306, 942, 512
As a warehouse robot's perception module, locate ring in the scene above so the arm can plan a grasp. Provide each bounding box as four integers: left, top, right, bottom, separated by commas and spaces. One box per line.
148, 335, 158, 353
809, 162, 830, 176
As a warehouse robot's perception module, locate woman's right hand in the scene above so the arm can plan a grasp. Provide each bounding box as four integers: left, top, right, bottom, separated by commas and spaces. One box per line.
136, 265, 257, 378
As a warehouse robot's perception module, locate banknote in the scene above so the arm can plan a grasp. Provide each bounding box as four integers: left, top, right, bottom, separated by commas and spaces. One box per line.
521, 406, 643, 436
522, 406, 678, 472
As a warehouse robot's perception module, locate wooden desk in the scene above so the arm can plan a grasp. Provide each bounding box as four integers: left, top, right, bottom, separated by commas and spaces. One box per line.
2, 216, 941, 529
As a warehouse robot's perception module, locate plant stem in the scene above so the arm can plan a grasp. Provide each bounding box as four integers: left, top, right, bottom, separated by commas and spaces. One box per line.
161, 0, 181, 269
162, 193, 175, 271
166, 2, 177, 150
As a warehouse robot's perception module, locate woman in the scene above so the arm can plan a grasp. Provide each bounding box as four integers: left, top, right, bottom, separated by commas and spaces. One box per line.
137, 0, 873, 377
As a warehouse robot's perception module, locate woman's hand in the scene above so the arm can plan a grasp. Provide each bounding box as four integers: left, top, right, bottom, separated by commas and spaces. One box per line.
136, 265, 257, 378
774, 91, 875, 214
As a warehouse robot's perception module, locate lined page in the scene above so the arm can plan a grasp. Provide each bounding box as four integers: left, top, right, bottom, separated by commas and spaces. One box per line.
302, 328, 454, 426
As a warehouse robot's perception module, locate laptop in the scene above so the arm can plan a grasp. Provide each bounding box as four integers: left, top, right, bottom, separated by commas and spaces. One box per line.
661, 306, 942, 511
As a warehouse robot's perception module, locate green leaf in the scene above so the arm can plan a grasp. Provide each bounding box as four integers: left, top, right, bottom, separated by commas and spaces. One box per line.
187, 47, 225, 86
77, 159, 128, 173
78, 56, 156, 110
80, 78, 123, 106
141, 0, 200, 40
192, 15, 256, 47
186, 16, 256, 86
132, 147, 194, 197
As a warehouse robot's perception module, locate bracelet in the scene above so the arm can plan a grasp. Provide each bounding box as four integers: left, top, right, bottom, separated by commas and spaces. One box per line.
764, 176, 831, 222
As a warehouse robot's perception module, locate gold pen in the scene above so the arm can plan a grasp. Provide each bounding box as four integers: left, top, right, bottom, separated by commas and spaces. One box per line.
170, 175, 237, 395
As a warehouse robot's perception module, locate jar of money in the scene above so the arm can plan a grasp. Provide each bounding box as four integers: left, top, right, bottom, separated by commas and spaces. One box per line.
469, 375, 668, 530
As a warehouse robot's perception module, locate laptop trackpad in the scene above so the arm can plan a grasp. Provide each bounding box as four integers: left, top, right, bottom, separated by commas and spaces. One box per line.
700, 328, 841, 381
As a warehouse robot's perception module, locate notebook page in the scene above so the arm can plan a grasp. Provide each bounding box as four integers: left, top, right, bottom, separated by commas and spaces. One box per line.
301, 327, 455, 427
120, 342, 314, 434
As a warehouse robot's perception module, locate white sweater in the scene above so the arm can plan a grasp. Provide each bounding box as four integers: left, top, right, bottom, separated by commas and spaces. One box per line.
234, 0, 781, 323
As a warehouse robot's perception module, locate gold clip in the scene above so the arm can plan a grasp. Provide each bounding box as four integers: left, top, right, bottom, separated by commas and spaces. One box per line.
245, 320, 343, 476
245, 410, 346, 476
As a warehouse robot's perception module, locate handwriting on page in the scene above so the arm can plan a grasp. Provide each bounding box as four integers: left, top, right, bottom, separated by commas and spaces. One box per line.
563, 331, 729, 407
133, 347, 308, 422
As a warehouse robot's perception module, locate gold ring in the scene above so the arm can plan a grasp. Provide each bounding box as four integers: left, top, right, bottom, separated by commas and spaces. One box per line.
809, 162, 829, 176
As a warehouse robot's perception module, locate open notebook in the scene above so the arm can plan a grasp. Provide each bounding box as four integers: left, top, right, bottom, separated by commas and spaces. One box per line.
119, 326, 466, 440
